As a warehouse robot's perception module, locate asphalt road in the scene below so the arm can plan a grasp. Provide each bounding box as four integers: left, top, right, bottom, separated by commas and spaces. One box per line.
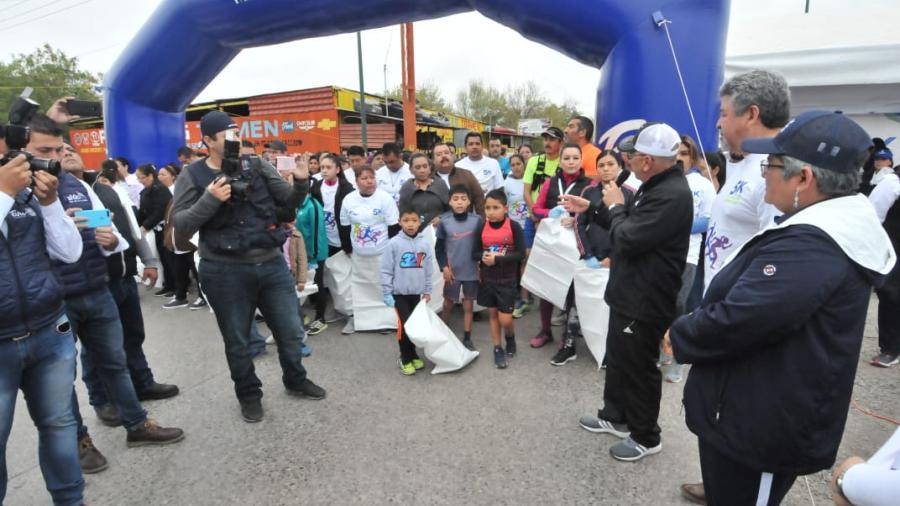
5, 290, 898, 505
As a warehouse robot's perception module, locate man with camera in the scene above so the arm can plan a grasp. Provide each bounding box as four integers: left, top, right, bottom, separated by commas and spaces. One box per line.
27, 114, 185, 449
0, 144, 87, 504
171, 111, 326, 423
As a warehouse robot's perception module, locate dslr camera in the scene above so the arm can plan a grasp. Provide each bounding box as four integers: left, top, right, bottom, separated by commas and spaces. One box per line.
0, 88, 62, 176
218, 136, 260, 201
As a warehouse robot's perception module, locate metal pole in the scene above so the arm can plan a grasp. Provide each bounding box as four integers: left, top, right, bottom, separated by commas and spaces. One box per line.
804, 0, 810, 13
357, 31, 368, 151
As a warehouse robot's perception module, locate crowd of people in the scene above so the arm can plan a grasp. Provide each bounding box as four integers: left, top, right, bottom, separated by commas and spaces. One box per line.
2, 68, 899, 506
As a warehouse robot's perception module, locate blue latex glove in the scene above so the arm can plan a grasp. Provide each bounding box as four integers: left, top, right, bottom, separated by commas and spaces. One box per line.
383, 294, 395, 307
308, 262, 318, 270
584, 256, 602, 269
548, 205, 567, 219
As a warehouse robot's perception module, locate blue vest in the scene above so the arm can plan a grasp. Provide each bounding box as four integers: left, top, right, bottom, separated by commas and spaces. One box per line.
0, 192, 66, 340
53, 172, 109, 297
187, 159, 286, 254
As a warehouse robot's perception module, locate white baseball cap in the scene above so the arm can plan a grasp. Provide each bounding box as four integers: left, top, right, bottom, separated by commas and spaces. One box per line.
617, 122, 681, 157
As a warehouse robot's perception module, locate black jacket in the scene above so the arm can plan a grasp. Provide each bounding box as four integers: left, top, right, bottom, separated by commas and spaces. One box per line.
671, 223, 885, 475
93, 182, 138, 279
575, 182, 635, 260
310, 176, 355, 253
137, 180, 172, 231
595, 166, 692, 323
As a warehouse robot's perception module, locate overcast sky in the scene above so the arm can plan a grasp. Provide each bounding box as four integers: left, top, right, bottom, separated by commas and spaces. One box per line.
3, 0, 895, 122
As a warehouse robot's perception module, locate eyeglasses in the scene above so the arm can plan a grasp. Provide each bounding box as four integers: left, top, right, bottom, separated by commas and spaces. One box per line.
760, 160, 785, 177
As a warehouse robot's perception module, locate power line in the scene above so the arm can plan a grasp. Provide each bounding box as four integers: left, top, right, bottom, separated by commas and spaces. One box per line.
0, 0, 97, 33
0, 0, 72, 25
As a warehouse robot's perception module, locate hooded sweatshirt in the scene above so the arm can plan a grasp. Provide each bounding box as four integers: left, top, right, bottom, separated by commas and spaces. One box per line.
381, 231, 433, 296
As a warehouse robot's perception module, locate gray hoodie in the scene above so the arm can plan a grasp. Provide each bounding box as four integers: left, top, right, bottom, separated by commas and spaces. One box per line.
381, 231, 433, 296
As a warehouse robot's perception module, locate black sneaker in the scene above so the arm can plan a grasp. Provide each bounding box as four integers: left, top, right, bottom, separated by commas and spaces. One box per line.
550, 345, 577, 366
154, 288, 174, 297
494, 346, 508, 369
137, 382, 180, 401
162, 298, 189, 310
505, 336, 517, 357
287, 378, 326, 400
240, 399, 264, 423
189, 297, 207, 310
462, 337, 475, 351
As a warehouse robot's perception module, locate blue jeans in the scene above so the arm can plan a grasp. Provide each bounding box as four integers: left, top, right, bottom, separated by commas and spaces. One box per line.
82, 277, 155, 408
199, 257, 308, 401
0, 315, 84, 506
65, 287, 147, 434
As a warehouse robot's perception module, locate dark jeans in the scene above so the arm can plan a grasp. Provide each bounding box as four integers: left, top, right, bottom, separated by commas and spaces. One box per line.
0, 315, 84, 506
82, 276, 155, 408
876, 269, 900, 355
199, 257, 308, 401
173, 251, 198, 301
65, 287, 148, 434
154, 228, 176, 292
394, 294, 421, 363
698, 439, 796, 506
598, 310, 666, 447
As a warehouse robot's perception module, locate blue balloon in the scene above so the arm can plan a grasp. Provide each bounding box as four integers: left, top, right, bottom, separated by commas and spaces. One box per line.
103, 0, 730, 167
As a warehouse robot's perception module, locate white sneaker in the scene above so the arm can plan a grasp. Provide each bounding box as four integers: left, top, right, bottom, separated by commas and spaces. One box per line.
265, 335, 275, 345
341, 317, 355, 335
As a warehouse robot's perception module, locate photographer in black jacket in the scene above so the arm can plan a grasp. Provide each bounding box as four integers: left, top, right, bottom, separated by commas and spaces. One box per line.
563, 122, 693, 462
171, 111, 325, 423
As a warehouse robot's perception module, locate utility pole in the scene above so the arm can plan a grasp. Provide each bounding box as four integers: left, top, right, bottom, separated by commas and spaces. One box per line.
357, 31, 368, 151
400, 22, 417, 151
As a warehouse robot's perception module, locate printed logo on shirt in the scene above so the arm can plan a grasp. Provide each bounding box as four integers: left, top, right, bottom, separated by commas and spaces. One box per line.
486, 245, 509, 256
725, 180, 749, 204
763, 264, 776, 276
705, 225, 733, 266
399, 251, 426, 268
324, 211, 335, 228
63, 192, 89, 205
352, 224, 383, 246
511, 200, 528, 220
451, 230, 473, 240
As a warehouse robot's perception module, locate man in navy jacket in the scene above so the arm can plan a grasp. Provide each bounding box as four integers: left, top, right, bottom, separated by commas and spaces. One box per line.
669, 111, 896, 505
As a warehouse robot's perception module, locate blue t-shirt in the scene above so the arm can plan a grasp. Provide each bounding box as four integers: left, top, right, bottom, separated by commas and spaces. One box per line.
497, 157, 511, 178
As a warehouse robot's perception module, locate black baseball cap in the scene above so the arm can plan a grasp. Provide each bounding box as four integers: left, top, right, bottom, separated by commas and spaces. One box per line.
742, 110, 872, 173
541, 126, 564, 140
265, 140, 288, 152
200, 111, 237, 138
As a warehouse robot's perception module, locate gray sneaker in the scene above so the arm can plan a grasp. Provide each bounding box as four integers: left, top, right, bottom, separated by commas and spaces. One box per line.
665, 363, 685, 383
341, 317, 355, 335
609, 436, 662, 462
871, 352, 900, 368
578, 415, 630, 438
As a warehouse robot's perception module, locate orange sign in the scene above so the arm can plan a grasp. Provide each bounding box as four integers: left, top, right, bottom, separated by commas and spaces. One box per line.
69, 128, 108, 170
186, 111, 341, 154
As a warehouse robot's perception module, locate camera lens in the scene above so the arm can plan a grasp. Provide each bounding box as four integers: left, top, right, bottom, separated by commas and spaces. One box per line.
31, 157, 62, 177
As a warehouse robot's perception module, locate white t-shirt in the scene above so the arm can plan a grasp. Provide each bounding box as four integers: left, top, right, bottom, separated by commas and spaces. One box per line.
320, 180, 341, 247
339, 188, 399, 256
457, 156, 504, 194
437, 171, 451, 186
704, 153, 778, 288
869, 172, 900, 223
375, 163, 411, 205
343, 168, 357, 189
504, 177, 528, 227
312, 172, 323, 182
685, 170, 717, 266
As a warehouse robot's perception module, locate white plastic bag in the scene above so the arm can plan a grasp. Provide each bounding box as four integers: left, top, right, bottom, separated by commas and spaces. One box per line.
350, 254, 397, 331
573, 264, 610, 367
325, 251, 353, 316
422, 225, 445, 313
521, 218, 580, 308
404, 300, 479, 374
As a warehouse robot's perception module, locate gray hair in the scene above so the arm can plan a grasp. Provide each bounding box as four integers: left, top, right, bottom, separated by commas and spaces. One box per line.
781, 156, 860, 196
720, 70, 791, 129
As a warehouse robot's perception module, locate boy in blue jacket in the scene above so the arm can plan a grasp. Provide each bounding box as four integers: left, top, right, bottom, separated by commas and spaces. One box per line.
382, 207, 433, 375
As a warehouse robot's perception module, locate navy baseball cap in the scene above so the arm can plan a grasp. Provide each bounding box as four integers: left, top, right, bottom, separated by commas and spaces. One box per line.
874, 148, 893, 160
200, 111, 238, 138
742, 110, 872, 173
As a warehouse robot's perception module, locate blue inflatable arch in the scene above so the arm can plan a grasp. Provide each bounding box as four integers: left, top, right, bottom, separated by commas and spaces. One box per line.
103, 0, 731, 167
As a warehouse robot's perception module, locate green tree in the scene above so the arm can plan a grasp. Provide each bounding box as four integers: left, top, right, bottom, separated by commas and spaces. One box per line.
386, 80, 448, 111
454, 80, 507, 126
0, 44, 101, 120
453, 79, 582, 130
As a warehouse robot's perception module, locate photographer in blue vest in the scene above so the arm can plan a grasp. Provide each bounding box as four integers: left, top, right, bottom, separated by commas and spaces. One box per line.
0, 149, 86, 505
171, 111, 326, 423
27, 114, 185, 451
